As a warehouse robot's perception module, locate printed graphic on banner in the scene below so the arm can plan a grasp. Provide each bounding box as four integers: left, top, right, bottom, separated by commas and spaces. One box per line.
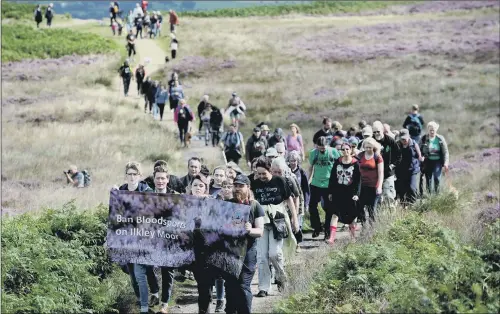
107, 190, 250, 276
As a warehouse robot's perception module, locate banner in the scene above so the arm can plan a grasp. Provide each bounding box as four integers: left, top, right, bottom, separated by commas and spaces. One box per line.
107, 190, 250, 277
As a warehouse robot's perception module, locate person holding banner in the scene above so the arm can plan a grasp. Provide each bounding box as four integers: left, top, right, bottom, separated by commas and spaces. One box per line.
114, 162, 160, 314
251, 157, 298, 298
226, 174, 264, 314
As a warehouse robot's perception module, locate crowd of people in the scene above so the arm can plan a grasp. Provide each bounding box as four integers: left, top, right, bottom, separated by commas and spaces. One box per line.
110, 101, 450, 314
110, 5, 452, 313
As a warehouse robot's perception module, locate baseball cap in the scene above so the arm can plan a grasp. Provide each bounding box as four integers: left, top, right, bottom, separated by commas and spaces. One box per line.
266, 147, 278, 157
362, 126, 373, 136
253, 127, 261, 132
233, 174, 250, 185
260, 125, 270, 131
400, 129, 410, 140
232, 92, 237, 96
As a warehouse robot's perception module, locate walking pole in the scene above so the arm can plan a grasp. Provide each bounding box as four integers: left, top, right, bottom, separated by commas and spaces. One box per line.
221, 147, 228, 165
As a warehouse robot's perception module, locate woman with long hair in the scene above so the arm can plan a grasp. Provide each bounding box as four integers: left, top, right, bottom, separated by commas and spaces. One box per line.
327, 143, 361, 244
286, 123, 305, 160
357, 138, 384, 226
419, 121, 449, 194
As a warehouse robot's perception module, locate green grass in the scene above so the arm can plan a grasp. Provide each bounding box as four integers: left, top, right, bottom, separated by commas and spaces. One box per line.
179, 1, 414, 17
2, 2, 44, 20
277, 213, 500, 313
1, 2, 71, 20
1, 201, 135, 314
1, 24, 119, 62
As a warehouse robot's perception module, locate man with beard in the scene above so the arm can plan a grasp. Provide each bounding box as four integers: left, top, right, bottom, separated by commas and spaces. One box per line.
246, 127, 268, 168
226, 174, 264, 314
312, 117, 334, 147
372, 121, 402, 204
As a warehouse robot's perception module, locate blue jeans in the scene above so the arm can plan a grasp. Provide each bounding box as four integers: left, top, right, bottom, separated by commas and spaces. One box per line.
152, 103, 159, 118
134, 264, 155, 312
225, 245, 258, 314
215, 278, 225, 300
424, 159, 443, 193
127, 263, 159, 301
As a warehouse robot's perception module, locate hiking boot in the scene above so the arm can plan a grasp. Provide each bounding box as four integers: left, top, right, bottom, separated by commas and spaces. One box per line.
312, 230, 320, 238
256, 290, 268, 298
215, 300, 225, 312
149, 294, 159, 307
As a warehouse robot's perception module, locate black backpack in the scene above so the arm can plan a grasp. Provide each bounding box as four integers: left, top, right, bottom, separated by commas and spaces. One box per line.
407, 114, 423, 137
81, 170, 91, 187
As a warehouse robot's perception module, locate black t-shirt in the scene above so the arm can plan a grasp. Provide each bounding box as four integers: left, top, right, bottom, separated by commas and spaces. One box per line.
126, 34, 135, 43
119, 65, 132, 78
250, 176, 291, 206
229, 198, 265, 249
313, 128, 334, 145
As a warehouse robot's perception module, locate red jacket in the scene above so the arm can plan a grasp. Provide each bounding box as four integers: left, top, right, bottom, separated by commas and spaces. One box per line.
141, 0, 148, 11
169, 11, 179, 25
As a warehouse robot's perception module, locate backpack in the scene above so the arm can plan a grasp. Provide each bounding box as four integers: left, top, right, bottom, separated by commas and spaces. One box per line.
407, 114, 422, 137
225, 132, 242, 149
356, 152, 380, 164
81, 170, 91, 187
311, 148, 335, 166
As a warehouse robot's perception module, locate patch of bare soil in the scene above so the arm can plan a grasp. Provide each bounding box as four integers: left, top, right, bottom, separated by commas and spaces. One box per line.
293, 16, 499, 63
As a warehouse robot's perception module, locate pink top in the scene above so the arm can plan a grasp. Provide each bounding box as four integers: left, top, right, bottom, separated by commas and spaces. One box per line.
286, 134, 303, 152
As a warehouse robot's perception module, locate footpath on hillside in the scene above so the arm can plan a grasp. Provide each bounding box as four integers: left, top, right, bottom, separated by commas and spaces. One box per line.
115, 37, 226, 168
107, 28, 351, 313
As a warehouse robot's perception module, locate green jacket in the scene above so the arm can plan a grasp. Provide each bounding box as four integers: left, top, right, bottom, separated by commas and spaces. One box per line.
420, 134, 449, 165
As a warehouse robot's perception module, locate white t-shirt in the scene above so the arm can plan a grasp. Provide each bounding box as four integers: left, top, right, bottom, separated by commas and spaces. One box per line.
171, 42, 178, 50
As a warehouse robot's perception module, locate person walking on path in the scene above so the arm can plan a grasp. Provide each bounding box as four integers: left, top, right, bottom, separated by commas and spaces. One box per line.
225, 174, 264, 313
246, 127, 268, 168
396, 129, 423, 205
419, 121, 449, 194
286, 123, 305, 160
221, 124, 245, 165
148, 81, 160, 119
170, 34, 179, 59
403, 104, 425, 143
169, 79, 184, 111
169, 9, 179, 33
126, 30, 137, 60
372, 121, 401, 205
174, 99, 194, 147
326, 143, 361, 244
307, 136, 341, 239
45, 3, 54, 27
135, 64, 146, 96
357, 138, 384, 226
210, 105, 224, 147
155, 83, 169, 121
34, 4, 43, 28
118, 60, 132, 97
251, 157, 298, 298
197, 95, 212, 134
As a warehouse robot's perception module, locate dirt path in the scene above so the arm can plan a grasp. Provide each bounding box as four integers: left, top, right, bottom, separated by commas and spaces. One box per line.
112, 35, 357, 314
114, 37, 226, 168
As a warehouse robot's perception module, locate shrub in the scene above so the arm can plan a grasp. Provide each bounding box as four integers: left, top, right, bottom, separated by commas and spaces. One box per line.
277, 214, 500, 313
1, 24, 119, 62
1, 201, 133, 314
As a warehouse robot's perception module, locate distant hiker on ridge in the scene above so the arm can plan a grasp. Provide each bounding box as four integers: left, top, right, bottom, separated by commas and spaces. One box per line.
34, 4, 43, 28
119, 60, 133, 97
169, 9, 179, 33
45, 3, 54, 27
